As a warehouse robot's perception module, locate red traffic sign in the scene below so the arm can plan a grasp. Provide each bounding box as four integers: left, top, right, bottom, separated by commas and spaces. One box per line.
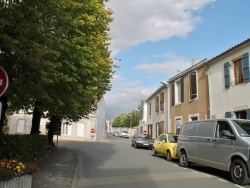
143, 130, 147, 133
90, 128, 95, 133
0, 68, 8, 96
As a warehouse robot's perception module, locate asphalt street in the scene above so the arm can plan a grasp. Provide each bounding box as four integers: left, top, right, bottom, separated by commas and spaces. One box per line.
57, 134, 250, 188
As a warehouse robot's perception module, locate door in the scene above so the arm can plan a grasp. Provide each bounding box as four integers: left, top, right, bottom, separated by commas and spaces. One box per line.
77, 123, 85, 137
209, 120, 234, 170
154, 134, 167, 154
192, 121, 216, 166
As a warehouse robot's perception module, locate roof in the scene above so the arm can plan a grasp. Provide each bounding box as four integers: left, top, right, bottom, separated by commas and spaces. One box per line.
168, 58, 207, 82
207, 38, 250, 63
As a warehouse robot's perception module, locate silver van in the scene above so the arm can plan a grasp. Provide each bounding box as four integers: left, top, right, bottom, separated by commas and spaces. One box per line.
177, 118, 250, 185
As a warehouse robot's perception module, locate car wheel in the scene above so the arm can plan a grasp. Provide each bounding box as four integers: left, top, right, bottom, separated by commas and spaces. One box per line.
230, 159, 250, 185
179, 150, 189, 167
166, 150, 172, 161
152, 148, 157, 156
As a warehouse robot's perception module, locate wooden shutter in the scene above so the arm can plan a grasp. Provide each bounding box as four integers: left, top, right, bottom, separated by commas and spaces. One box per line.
160, 92, 164, 110
171, 84, 175, 106
155, 96, 159, 112
247, 109, 250, 120
225, 111, 231, 118
180, 78, 184, 102
190, 72, 197, 99
242, 53, 250, 83
224, 62, 230, 88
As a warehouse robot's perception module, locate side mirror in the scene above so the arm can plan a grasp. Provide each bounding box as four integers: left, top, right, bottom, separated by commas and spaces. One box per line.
222, 130, 235, 139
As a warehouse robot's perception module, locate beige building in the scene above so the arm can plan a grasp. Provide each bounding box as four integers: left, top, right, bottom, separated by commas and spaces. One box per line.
168, 59, 210, 134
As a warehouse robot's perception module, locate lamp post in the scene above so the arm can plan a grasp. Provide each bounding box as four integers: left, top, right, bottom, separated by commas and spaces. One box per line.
129, 115, 132, 129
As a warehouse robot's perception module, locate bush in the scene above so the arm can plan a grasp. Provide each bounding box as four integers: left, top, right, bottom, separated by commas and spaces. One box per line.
0, 134, 47, 162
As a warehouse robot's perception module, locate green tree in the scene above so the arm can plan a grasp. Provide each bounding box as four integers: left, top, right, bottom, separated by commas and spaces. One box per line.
0, 0, 114, 137
112, 110, 140, 128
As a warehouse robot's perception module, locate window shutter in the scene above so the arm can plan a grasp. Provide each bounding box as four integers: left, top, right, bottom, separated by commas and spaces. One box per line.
247, 109, 250, 120
242, 53, 250, 83
171, 84, 175, 106
181, 78, 184, 102
224, 62, 230, 88
225, 111, 231, 118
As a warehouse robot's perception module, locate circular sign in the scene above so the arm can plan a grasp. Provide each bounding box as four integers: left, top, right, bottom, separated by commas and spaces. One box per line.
143, 130, 147, 134
0, 68, 8, 96
90, 128, 95, 133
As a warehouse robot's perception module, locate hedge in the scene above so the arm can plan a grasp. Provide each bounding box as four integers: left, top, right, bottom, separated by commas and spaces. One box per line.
0, 134, 47, 162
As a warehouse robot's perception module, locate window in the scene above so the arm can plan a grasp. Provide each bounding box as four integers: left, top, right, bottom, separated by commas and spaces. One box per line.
175, 117, 182, 134
172, 78, 184, 105
215, 121, 233, 138
160, 92, 164, 110
155, 96, 159, 112
196, 121, 215, 137
234, 58, 243, 85
224, 52, 250, 88
189, 71, 197, 99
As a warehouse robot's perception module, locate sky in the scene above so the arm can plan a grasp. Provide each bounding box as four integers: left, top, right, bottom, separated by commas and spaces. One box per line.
103, 0, 250, 119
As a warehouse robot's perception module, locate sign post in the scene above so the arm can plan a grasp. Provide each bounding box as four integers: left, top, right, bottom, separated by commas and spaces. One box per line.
0, 67, 8, 97
90, 128, 95, 140
0, 68, 8, 121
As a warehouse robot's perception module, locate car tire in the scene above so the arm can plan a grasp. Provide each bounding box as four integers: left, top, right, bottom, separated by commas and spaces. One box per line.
179, 150, 189, 167
166, 150, 172, 161
230, 159, 250, 185
152, 148, 157, 156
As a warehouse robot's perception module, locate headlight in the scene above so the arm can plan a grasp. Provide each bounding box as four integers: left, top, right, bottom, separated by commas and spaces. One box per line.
173, 146, 177, 151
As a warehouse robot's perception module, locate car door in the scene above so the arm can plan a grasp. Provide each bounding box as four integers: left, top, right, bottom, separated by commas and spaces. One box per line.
155, 134, 167, 154
209, 120, 234, 170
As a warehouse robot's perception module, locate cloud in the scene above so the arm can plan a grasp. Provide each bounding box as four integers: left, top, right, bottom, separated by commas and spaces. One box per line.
134, 53, 192, 77
105, 84, 156, 118
106, 0, 215, 54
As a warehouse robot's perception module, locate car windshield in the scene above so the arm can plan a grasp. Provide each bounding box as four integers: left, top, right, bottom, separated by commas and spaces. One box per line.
137, 134, 149, 138
123, 131, 128, 134
232, 120, 250, 137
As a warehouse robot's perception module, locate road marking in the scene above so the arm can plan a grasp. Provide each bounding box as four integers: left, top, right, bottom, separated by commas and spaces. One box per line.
76, 171, 214, 186
218, 178, 228, 183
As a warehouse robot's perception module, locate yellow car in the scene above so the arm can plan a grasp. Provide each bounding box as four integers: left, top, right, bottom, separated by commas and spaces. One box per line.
152, 133, 178, 161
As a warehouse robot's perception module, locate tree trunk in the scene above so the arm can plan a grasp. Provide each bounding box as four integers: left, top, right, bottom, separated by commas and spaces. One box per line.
30, 107, 41, 134
47, 115, 61, 145
0, 96, 8, 133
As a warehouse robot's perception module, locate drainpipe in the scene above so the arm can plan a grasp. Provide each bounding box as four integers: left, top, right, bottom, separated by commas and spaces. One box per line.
205, 62, 211, 119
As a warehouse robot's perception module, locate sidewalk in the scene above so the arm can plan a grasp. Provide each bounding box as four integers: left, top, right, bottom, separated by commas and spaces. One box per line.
31, 146, 79, 188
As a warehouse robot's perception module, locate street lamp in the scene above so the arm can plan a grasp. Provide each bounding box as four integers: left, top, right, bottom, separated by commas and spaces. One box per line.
128, 115, 132, 129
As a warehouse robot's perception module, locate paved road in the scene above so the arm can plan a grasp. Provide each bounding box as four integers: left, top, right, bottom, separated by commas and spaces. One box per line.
59, 135, 249, 188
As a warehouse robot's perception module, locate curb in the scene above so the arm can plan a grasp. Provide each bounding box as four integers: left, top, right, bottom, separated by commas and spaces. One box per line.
71, 150, 81, 188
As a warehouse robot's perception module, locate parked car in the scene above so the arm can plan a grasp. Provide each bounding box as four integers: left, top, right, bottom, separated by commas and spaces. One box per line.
112, 131, 120, 137
177, 119, 250, 185
120, 130, 129, 138
152, 133, 178, 161
131, 133, 154, 149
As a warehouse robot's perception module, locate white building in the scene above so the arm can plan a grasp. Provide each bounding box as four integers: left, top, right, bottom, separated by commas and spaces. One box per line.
7, 98, 107, 141
207, 38, 250, 119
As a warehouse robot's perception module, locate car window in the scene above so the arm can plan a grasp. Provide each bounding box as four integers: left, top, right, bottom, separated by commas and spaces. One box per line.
168, 135, 178, 143
215, 121, 234, 138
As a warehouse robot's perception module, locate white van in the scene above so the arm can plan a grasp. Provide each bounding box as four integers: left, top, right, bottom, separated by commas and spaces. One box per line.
177, 118, 250, 185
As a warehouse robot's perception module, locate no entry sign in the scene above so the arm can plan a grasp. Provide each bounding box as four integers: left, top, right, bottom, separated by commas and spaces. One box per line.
90, 128, 95, 133
0, 68, 8, 96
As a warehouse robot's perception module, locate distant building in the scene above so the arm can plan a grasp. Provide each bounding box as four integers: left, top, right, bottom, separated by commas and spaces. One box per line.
7, 98, 107, 141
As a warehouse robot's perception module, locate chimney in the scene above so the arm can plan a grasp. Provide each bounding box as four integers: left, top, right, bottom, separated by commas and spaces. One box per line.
192, 58, 199, 66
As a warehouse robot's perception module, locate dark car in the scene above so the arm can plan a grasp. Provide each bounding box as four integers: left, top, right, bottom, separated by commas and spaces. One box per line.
131, 133, 154, 149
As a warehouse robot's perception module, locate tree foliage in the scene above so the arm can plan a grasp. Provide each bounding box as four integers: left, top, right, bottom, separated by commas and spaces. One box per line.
112, 110, 140, 128
0, 0, 114, 132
